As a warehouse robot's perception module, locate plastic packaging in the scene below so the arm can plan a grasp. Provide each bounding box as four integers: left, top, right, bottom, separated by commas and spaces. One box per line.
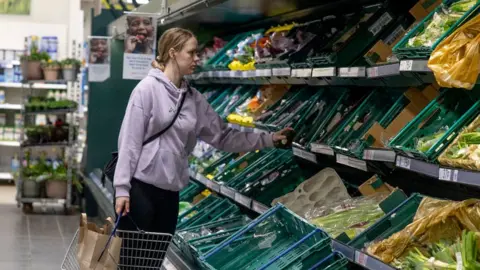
305, 193, 388, 239
428, 12, 480, 89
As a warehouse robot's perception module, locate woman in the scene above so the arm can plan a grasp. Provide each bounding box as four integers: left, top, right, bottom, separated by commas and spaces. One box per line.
114, 27, 291, 267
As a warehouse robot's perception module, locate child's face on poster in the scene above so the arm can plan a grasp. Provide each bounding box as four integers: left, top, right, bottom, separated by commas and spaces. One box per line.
129, 17, 153, 39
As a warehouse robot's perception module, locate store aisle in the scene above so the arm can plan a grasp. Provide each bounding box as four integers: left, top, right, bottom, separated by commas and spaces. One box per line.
0, 186, 78, 270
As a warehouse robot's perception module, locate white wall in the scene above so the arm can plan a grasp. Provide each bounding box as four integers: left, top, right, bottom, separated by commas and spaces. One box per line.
0, 0, 83, 60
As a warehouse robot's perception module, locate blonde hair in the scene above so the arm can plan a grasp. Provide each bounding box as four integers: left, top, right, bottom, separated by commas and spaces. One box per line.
152, 27, 194, 71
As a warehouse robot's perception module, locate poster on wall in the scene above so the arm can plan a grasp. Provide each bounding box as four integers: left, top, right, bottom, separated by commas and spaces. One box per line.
0, 0, 31, 15
122, 15, 157, 80
88, 36, 111, 82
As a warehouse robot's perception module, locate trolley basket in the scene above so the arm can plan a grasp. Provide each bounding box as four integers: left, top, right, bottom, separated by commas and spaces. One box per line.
61, 215, 173, 270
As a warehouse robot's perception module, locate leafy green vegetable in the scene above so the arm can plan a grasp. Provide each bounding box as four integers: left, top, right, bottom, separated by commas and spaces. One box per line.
416, 131, 446, 153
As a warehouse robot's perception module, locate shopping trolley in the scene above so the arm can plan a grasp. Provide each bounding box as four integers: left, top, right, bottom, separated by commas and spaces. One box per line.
61, 214, 173, 270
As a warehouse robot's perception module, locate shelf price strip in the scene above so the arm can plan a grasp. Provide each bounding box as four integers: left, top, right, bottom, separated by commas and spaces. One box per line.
292, 147, 317, 163
234, 192, 252, 208
336, 154, 367, 171
220, 185, 236, 199
310, 143, 335, 156
363, 149, 396, 162
251, 200, 268, 214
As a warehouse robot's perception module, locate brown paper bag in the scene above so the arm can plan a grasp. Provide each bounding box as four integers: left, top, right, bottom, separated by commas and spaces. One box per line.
76, 213, 122, 270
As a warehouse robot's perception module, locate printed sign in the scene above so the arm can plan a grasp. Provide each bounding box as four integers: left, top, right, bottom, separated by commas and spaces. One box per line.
88, 36, 111, 82
123, 15, 157, 80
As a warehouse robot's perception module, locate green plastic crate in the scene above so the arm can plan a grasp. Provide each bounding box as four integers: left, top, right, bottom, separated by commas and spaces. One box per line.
308, 252, 349, 270
200, 204, 329, 270
279, 238, 332, 270
393, 0, 480, 59
388, 88, 480, 161
178, 199, 240, 230
180, 181, 203, 203
175, 216, 251, 263
327, 89, 404, 158
348, 194, 424, 250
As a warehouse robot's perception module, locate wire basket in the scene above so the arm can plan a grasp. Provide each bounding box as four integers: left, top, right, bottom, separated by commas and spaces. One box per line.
62, 221, 173, 270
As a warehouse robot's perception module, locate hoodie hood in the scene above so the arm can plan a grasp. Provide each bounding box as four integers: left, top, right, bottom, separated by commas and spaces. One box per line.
147, 68, 188, 95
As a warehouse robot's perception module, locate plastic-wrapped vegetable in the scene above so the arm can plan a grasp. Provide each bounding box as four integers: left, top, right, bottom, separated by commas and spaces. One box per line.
305, 194, 389, 239
407, 0, 476, 48
415, 130, 447, 153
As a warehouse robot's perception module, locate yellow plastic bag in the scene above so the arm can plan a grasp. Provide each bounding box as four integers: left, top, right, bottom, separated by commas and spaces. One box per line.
428, 13, 480, 90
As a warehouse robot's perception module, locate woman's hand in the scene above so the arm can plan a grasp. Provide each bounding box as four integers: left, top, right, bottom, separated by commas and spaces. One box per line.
273, 127, 295, 148
115, 197, 130, 216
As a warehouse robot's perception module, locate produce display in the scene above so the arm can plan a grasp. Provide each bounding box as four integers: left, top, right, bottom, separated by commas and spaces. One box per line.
365, 196, 480, 269
407, 0, 476, 48
25, 96, 77, 112
305, 194, 387, 239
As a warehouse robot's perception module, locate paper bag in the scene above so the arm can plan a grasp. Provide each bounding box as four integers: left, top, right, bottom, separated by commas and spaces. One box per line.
76, 213, 122, 270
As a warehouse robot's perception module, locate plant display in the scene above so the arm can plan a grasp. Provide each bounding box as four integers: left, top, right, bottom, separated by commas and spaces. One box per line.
24, 96, 78, 112
25, 119, 77, 144
61, 58, 81, 68
20, 49, 50, 62
41, 59, 61, 69
407, 0, 476, 48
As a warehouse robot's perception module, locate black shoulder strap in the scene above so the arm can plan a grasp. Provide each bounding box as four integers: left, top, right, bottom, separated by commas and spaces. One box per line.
142, 89, 187, 146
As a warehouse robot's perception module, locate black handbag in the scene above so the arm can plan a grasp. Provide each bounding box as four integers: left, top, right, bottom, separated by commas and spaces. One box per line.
103, 91, 187, 182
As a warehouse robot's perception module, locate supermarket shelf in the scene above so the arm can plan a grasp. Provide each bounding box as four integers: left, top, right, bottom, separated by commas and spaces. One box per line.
19, 197, 66, 204
0, 141, 21, 147
0, 82, 68, 90
332, 240, 396, 270
21, 141, 73, 148
25, 108, 77, 115
188, 169, 269, 215
0, 103, 23, 110
187, 60, 432, 86
227, 123, 269, 133
0, 172, 13, 180
293, 145, 480, 191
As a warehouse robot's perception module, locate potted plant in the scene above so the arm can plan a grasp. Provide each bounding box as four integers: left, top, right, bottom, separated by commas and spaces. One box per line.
61, 58, 81, 81
20, 48, 50, 80
46, 164, 67, 199
42, 60, 61, 81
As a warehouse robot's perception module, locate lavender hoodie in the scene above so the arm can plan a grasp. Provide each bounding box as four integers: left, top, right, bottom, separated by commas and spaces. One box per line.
114, 69, 274, 197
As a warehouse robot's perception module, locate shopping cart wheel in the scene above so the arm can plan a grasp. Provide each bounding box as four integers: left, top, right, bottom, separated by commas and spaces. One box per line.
22, 203, 33, 214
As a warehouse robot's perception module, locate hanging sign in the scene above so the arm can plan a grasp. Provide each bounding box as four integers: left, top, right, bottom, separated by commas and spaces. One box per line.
122, 15, 157, 80
88, 36, 111, 82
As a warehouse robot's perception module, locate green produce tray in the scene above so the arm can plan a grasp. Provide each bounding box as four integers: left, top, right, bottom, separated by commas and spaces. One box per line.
175, 216, 251, 263
177, 195, 218, 225
180, 181, 203, 203
279, 238, 332, 270
200, 204, 329, 270
327, 89, 404, 158
306, 3, 398, 67
348, 193, 424, 250
241, 163, 305, 207
227, 150, 292, 190
177, 199, 240, 230
393, 0, 480, 59
309, 252, 349, 270
214, 149, 276, 184
388, 89, 480, 161
208, 29, 265, 70
307, 89, 370, 147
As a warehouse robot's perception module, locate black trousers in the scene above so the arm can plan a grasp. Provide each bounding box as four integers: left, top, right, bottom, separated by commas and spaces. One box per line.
114, 178, 179, 269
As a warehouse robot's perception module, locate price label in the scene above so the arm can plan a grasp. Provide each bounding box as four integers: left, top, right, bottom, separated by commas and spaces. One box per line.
399, 60, 413, 71
207, 71, 214, 78
439, 168, 452, 181
189, 170, 195, 178
220, 186, 236, 199
363, 149, 396, 162
310, 143, 334, 156
396, 156, 411, 170
355, 251, 369, 266
292, 68, 312, 78
235, 193, 252, 208
453, 169, 459, 182
211, 181, 220, 192
339, 67, 365, 77
368, 12, 393, 36
272, 67, 291, 77
367, 67, 379, 78
336, 154, 367, 171
311, 67, 336, 77
252, 200, 269, 214
293, 147, 317, 163
246, 71, 256, 78
256, 69, 272, 77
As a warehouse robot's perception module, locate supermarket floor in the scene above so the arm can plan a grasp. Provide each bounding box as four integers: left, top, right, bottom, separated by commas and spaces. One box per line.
0, 184, 78, 270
